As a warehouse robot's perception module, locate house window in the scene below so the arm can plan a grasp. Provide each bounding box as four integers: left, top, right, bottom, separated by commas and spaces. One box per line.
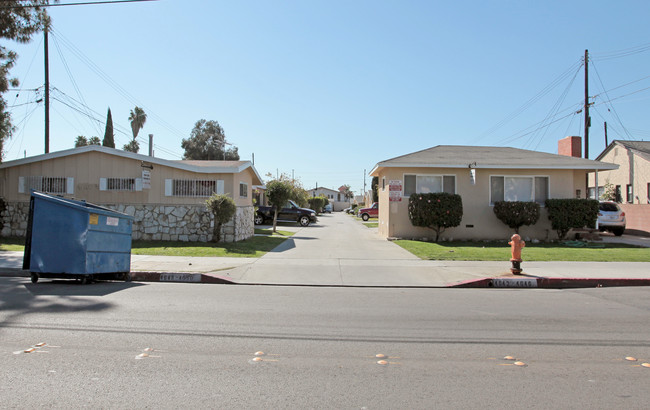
171, 180, 217, 197
107, 178, 135, 191
20, 176, 72, 195
382, 178, 385, 190
647, 183, 650, 204
575, 189, 581, 199
239, 182, 248, 198
615, 185, 622, 203
626, 184, 633, 203
490, 176, 549, 205
403, 174, 455, 196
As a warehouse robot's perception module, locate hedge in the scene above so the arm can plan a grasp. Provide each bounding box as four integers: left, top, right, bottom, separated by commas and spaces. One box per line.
493, 201, 540, 234
545, 198, 599, 240
408, 192, 463, 242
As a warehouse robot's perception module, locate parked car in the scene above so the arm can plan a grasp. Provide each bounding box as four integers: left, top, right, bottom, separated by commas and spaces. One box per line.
597, 201, 626, 236
357, 202, 379, 221
322, 204, 332, 213
255, 200, 317, 227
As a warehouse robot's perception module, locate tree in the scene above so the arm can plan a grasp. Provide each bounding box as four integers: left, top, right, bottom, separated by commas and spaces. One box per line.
601, 180, 617, 202
371, 177, 379, 203
126, 106, 146, 153
545, 199, 599, 240
123, 139, 139, 153
102, 107, 115, 148
408, 192, 463, 242
205, 193, 237, 243
266, 179, 293, 233
181, 119, 239, 160
75, 136, 88, 147
75, 135, 100, 147
1, 1, 50, 160
340, 185, 353, 201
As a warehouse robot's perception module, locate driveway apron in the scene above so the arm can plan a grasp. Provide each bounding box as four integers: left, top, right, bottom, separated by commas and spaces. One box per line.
230, 212, 494, 286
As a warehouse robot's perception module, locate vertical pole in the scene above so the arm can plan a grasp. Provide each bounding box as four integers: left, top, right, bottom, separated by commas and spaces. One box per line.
604, 122, 608, 147
44, 27, 50, 153
148, 134, 153, 156
363, 169, 366, 197
584, 49, 590, 159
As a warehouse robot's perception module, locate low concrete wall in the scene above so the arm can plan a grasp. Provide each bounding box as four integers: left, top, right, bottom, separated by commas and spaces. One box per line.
619, 204, 650, 236
0, 201, 254, 243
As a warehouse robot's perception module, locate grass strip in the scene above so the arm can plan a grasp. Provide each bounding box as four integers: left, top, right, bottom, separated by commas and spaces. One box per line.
394, 240, 650, 262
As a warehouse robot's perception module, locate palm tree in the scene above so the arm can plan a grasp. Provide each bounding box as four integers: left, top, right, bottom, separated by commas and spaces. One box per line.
128, 106, 147, 140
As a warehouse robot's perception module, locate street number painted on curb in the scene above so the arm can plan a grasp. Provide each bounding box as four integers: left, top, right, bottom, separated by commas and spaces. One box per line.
160, 273, 201, 283
492, 278, 538, 288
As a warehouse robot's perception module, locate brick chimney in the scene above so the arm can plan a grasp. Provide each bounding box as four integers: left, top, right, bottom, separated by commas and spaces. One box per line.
558, 136, 582, 157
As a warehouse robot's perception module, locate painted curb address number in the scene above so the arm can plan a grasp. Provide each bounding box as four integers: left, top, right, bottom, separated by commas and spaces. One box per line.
160, 273, 201, 283
492, 278, 538, 288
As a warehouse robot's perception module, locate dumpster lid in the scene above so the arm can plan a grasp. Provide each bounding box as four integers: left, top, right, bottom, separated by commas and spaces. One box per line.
30, 191, 134, 220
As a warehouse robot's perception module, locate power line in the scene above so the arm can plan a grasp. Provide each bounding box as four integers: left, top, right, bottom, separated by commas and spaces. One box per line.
0, 0, 158, 9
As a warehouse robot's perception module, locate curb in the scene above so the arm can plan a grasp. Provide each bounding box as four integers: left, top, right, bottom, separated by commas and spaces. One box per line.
130, 271, 237, 284
452, 276, 650, 289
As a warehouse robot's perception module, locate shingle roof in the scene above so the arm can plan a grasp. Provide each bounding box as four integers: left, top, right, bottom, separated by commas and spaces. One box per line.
596, 140, 650, 161
370, 145, 617, 176
0, 145, 264, 185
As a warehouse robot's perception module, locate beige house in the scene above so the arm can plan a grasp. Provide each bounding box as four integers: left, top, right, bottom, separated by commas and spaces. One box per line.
587, 140, 650, 234
587, 140, 650, 203
0, 145, 263, 242
369, 144, 617, 241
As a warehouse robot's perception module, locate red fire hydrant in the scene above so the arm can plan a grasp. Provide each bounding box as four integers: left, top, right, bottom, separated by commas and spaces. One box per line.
508, 234, 525, 275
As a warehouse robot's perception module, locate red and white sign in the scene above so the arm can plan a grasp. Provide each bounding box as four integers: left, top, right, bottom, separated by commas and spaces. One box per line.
389, 180, 402, 202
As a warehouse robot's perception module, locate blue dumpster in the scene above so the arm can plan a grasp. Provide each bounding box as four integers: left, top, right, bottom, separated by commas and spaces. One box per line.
23, 191, 134, 284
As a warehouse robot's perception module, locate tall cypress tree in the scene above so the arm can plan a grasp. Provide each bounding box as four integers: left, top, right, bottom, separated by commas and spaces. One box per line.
102, 107, 115, 148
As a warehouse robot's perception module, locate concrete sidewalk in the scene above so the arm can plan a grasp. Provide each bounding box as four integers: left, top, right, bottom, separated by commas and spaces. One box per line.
2, 212, 649, 288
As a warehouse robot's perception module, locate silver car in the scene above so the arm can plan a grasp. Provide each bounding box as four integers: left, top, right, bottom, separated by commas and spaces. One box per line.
598, 201, 626, 236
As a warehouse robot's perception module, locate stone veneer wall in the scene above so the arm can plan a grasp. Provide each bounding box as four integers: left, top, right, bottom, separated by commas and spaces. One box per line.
0, 201, 254, 243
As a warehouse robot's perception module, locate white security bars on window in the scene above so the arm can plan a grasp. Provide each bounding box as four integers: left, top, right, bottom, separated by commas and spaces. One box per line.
106, 178, 136, 191
172, 180, 217, 197
27, 176, 66, 194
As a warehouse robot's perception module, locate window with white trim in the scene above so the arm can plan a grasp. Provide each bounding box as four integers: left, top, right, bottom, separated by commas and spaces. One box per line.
239, 182, 248, 198
490, 176, 549, 205
19, 176, 73, 195
403, 174, 455, 196
107, 178, 135, 191
165, 179, 224, 197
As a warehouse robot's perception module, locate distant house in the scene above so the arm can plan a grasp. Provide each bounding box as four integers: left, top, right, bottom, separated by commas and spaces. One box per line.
369, 142, 617, 241
587, 140, 650, 234
0, 145, 263, 242
308, 186, 350, 211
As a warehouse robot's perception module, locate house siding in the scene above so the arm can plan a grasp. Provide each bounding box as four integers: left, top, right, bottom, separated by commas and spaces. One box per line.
377, 167, 584, 241
0, 148, 259, 242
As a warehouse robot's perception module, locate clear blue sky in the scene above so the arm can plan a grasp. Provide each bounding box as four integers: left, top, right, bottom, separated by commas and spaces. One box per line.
4, 0, 650, 196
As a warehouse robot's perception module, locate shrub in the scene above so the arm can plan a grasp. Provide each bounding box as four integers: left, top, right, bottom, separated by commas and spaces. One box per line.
545, 198, 599, 240
205, 193, 237, 243
493, 201, 540, 234
408, 192, 463, 242
308, 196, 326, 213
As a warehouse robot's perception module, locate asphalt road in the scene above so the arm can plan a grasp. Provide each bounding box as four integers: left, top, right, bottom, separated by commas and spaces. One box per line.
2, 278, 650, 409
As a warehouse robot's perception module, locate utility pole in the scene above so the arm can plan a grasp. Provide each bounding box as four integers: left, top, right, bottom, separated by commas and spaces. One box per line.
44, 27, 50, 153
604, 122, 608, 147
363, 169, 366, 195
584, 49, 590, 159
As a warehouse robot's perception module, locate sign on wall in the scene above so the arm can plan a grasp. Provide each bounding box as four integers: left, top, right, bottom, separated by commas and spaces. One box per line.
389, 180, 402, 202
142, 169, 151, 189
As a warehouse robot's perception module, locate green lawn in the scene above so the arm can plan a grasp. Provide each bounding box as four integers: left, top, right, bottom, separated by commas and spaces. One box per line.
363, 222, 378, 228
394, 239, 650, 262
0, 237, 24, 252
1, 232, 294, 258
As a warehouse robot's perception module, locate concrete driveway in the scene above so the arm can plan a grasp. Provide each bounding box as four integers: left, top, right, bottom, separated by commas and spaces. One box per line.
228, 212, 507, 286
